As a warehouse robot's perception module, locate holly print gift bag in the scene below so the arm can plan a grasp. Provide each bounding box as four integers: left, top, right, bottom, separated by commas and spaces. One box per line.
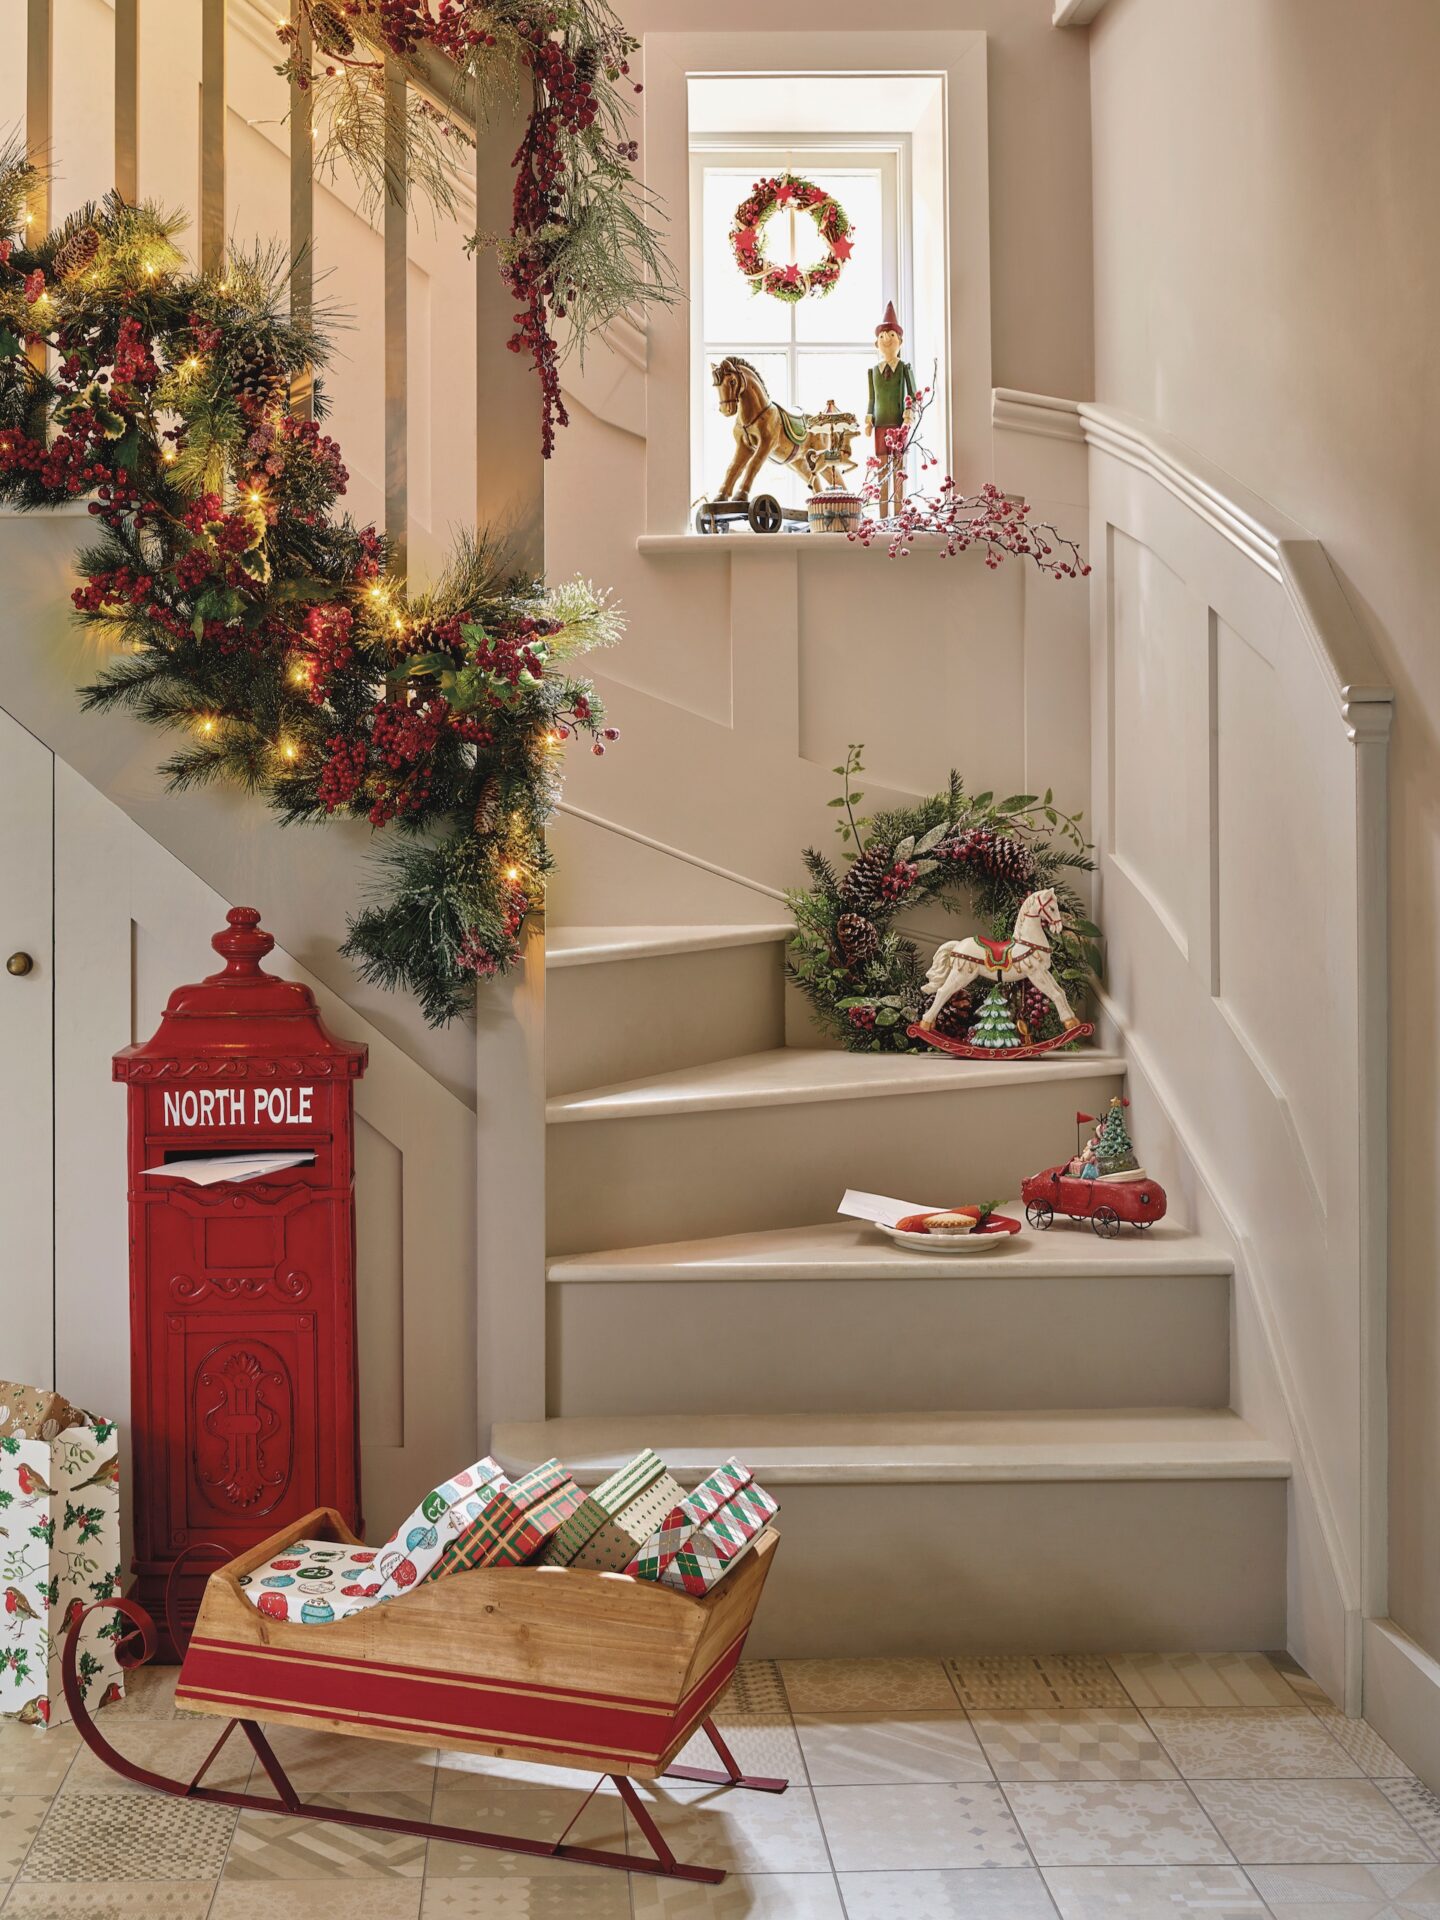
0, 1382, 124, 1728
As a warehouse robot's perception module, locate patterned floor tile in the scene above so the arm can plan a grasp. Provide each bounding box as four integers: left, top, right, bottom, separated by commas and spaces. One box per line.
255, 1724, 441, 1793
430, 1751, 610, 1793
420, 1879, 630, 1916
838, 1867, 1058, 1917
1313, 1712, 1413, 1779
670, 1713, 803, 1781
815, 1781, 1030, 1872
61, 1718, 253, 1795
0, 1795, 49, 1879
1249, 1862, 1440, 1912
1192, 1778, 1433, 1864
214, 1887, 423, 1920
795, 1711, 990, 1786
630, 1870, 846, 1917
779, 1657, 958, 1713
99, 1667, 204, 1723
0, 1727, 79, 1796
1376, 1777, 1440, 1853
1109, 1654, 1302, 1710
971, 1711, 1177, 1782
947, 1657, 1130, 1711
1145, 1708, 1362, 1779
1043, 1864, 1266, 1916
2, 1884, 217, 1919
1003, 1782, 1233, 1866
224, 1790, 430, 1878
427, 1780, 631, 1879
20, 1789, 236, 1881
714, 1660, 789, 1717
624, 1778, 831, 1874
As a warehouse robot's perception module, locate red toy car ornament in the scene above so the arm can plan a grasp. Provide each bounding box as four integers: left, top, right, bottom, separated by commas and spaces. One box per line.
1021, 1163, 1167, 1238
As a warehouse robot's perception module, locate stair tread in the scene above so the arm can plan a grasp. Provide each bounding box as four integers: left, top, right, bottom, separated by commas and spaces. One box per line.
547, 1044, 1126, 1123
546, 922, 792, 968
547, 1214, 1233, 1283
492, 1408, 1289, 1486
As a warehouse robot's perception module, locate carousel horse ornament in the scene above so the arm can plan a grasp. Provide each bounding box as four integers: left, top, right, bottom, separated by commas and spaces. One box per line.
711, 357, 827, 499
910, 887, 1095, 1059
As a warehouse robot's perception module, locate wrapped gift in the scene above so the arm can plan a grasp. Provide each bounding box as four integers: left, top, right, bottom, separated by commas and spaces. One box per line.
539, 1449, 670, 1567
626, 1458, 778, 1596
239, 1454, 511, 1622
0, 1381, 122, 1728
429, 1459, 584, 1578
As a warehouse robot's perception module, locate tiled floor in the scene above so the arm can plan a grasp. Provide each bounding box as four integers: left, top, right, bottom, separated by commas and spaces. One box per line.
0, 1652, 1434, 1917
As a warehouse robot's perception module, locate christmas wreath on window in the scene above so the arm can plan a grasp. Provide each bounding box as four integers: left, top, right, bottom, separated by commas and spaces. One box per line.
729, 173, 855, 303
786, 749, 1102, 1053
0, 155, 619, 1028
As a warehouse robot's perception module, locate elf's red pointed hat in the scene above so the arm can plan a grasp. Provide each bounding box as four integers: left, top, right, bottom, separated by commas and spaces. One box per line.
876, 299, 903, 339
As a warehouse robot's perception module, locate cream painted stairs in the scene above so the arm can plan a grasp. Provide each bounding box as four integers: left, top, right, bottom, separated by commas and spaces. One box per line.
493, 924, 1289, 1658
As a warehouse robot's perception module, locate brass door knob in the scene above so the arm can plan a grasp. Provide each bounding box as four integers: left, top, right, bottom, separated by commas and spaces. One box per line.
6, 952, 34, 976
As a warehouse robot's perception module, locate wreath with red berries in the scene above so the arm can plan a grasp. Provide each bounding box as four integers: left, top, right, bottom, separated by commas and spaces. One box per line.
729, 173, 855, 303
0, 158, 620, 1028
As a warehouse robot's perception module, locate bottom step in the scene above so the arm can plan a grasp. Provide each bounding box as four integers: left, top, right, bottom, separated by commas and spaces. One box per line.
491, 1410, 1290, 1660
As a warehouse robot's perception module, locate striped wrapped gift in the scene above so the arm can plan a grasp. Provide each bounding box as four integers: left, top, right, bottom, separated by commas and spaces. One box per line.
569, 1464, 688, 1572
626, 1458, 778, 1596
538, 1449, 667, 1567
428, 1459, 583, 1578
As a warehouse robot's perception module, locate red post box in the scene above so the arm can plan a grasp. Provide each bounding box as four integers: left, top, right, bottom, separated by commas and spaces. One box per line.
113, 907, 367, 1652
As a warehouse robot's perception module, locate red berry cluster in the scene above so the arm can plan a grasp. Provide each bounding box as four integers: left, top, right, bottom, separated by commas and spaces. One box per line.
879, 859, 920, 900
317, 733, 369, 812
848, 1005, 877, 1030
302, 602, 356, 698
0, 421, 113, 498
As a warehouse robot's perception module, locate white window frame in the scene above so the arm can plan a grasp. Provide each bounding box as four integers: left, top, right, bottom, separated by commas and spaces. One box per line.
689, 138, 912, 506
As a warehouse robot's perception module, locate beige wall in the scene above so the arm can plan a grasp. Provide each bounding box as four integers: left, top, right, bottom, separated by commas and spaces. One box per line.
1088, 0, 1440, 1656
629, 0, 1094, 401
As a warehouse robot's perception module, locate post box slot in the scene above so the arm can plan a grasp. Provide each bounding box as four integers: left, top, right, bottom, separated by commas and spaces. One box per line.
143, 1149, 317, 1186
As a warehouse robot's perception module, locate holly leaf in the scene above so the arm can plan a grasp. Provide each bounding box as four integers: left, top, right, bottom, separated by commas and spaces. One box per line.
194, 585, 243, 625
893, 834, 916, 863
914, 822, 947, 854
999, 794, 1037, 812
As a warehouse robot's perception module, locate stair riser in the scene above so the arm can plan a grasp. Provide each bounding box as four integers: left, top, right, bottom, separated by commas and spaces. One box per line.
740, 1479, 1287, 1658
547, 1069, 1125, 1253
547, 1273, 1231, 1417
546, 942, 786, 1097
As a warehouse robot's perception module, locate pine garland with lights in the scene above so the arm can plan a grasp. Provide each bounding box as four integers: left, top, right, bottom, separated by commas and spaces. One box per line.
786, 747, 1101, 1053
0, 152, 620, 1026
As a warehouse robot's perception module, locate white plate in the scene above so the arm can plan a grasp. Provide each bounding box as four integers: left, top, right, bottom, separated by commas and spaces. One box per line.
879, 1220, 1024, 1254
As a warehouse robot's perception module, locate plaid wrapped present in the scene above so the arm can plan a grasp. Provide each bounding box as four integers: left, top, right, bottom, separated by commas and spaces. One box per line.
428, 1459, 584, 1578
539, 1449, 674, 1568
238, 1455, 512, 1622
625, 1458, 778, 1596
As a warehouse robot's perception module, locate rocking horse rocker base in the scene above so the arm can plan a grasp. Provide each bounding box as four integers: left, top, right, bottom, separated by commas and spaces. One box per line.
909, 1019, 1095, 1060
62, 1511, 787, 1887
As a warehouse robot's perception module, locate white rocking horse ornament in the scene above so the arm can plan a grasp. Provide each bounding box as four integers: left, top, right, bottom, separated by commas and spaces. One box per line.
911, 887, 1095, 1059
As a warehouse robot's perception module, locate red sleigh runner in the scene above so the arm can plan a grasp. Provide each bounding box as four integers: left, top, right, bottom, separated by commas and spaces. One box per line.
62, 1511, 785, 1886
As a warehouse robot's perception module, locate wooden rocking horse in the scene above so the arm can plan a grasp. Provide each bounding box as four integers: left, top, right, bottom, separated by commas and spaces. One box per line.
909, 887, 1096, 1059
696, 357, 829, 533
63, 1507, 785, 1886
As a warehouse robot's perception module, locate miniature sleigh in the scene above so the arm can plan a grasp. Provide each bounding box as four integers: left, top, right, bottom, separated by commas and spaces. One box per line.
63, 1504, 783, 1886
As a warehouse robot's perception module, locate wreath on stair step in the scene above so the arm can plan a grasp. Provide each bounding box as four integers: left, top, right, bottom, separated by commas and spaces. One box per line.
0, 155, 620, 1027
786, 747, 1102, 1053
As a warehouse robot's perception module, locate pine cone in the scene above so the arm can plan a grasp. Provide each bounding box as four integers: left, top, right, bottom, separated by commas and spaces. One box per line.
933, 988, 975, 1038
230, 339, 287, 414
835, 912, 879, 966
473, 773, 501, 834
947, 825, 1036, 885
839, 844, 892, 909
53, 225, 101, 283
308, 1, 356, 55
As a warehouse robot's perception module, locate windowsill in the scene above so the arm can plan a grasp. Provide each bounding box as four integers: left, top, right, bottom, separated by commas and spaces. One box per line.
636, 529, 965, 557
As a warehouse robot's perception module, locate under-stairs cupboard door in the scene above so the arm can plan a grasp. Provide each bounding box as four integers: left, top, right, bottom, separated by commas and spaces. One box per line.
0, 708, 55, 1387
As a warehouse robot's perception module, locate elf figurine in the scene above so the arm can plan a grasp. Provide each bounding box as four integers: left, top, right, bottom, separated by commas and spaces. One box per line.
864, 299, 917, 519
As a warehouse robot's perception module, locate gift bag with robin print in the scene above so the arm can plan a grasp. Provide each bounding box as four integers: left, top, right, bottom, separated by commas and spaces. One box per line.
0, 1382, 124, 1728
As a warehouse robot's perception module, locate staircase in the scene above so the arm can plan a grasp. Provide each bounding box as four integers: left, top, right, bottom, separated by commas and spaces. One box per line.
493, 922, 1291, 1659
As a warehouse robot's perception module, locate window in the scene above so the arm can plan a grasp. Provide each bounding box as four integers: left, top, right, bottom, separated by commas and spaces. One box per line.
690, 139, 910, 509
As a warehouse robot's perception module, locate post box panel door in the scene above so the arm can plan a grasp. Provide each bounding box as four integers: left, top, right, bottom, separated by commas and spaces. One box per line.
144, 1183, 348, 1303
165, 1312, 320, 1536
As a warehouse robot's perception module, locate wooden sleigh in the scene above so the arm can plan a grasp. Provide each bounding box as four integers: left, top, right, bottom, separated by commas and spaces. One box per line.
63, 1504, 784, 1886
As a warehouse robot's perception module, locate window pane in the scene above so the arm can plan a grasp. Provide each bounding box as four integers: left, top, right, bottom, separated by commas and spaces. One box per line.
794, 170, 884, 345
701, 169, 789, 345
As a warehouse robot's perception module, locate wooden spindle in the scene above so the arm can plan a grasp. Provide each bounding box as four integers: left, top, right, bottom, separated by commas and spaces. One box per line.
289, 1, 314, 419
114, 0, 139, 202
383, 54, 408, 575
200, 0, 226, 273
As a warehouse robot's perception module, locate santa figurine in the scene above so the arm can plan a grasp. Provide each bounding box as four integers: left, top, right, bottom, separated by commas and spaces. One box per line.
864, 299, 917, 519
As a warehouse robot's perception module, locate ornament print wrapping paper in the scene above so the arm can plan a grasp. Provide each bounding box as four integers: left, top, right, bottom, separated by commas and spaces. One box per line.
239, 1454, 510, 1622
0, 1382, 123, 1728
